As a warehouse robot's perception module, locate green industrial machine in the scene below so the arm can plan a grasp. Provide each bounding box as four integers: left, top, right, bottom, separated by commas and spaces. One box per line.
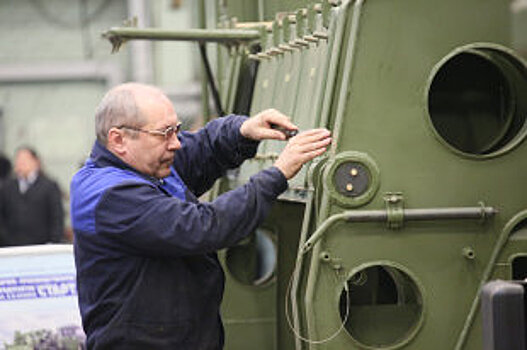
104, 0, 527, 349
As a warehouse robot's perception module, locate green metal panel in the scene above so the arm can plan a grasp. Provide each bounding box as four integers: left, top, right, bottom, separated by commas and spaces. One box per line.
213, 0, 526, 349
296, 1, 523, 349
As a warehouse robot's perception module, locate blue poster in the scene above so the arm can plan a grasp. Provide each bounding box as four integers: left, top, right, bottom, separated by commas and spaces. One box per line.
0, 245, 85, 349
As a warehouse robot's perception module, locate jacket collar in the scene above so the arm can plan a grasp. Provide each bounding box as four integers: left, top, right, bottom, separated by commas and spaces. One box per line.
90, 140, 164, 186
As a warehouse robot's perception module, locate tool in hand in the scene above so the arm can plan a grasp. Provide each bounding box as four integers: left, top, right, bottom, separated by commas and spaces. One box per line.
271, 124, 299, 139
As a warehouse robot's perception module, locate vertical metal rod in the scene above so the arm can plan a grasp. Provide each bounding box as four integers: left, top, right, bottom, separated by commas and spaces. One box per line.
221, 47, 236, 114
304, 1, 357, 346
197, 0, 210, 123
328, 0, 363, 158
291, 188, 315, 350
314, 8, 343, 129
227, 46, 244, 113
317, 3, 347, 129
258, 0, 265, 22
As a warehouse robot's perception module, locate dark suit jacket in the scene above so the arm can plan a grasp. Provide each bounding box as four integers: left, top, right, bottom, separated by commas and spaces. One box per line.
0, 172, 64, 246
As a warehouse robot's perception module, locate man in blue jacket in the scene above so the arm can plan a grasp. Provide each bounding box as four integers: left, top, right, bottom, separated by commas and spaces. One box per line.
70, 82, 331, 349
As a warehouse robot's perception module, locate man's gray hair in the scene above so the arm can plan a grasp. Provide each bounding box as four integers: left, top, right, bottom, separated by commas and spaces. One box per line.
95, 87, 144, 145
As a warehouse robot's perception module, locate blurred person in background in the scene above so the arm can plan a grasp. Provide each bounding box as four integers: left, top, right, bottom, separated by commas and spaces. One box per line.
0, 146, 64, 246
0, 153, 12, 245
0, 153, 11, 187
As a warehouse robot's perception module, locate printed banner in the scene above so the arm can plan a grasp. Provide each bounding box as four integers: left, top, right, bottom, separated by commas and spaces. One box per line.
0, 245, 85, 350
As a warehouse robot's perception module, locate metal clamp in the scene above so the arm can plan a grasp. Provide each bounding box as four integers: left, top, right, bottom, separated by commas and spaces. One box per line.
384, 192, 404, 229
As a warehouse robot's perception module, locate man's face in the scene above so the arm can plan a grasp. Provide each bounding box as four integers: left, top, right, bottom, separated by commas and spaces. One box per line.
124, 94, 182, 179
14, 149, 39, 179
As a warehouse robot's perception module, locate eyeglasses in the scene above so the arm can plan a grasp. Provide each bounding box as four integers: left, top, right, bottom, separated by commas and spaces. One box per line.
117, 122, 182, 140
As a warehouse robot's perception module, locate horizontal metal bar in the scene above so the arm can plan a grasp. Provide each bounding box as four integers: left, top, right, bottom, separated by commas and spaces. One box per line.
339, 207, 499, 223
102, 27, 261, 43
403, 207, 498, 221
234, 21, 273, 31
302, 205, 497, 253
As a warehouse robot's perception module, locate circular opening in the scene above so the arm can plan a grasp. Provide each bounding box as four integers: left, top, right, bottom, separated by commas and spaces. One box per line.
225, 229, 276, 286
428, 47, 527, 156
510, 219, 527, 279
339, 265, 423, 348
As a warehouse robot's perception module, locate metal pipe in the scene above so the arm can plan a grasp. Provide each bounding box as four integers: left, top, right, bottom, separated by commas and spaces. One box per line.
290, 189, 315, 350
103, 27, 261, 44
257, 0, 265, 22
403, 207, 497, 221
303, 205, 497, 253
304, 1, 358, 346
221, 47, 236, 113
328, 0, 364, 158
313, 7, 344, 132
197, 0, 210, 123
226, 46, 244, 113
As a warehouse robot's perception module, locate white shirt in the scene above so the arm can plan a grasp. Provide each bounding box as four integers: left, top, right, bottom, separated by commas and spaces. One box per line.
18, 170, 38, 194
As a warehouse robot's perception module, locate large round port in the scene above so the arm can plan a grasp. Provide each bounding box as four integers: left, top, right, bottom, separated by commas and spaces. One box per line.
339, 264, 423, 348
427, 45, 527, 156
225, 228, 276, 286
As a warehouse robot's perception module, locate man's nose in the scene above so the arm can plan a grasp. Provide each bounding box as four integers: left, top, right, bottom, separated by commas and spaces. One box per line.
167, 135, 181, 151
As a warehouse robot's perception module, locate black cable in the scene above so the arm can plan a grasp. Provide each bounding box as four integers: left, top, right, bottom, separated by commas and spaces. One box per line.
198, 42, 225, 117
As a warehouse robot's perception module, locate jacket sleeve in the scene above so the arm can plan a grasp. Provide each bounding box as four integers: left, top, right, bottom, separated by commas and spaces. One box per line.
95, 167, 287, 257
173, 115, 259, 196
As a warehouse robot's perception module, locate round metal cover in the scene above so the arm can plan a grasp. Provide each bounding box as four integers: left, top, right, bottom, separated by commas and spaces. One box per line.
334, 162, 370, 197
324, 151, 380, 208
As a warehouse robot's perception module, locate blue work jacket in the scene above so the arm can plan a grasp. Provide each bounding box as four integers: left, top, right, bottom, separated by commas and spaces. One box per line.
71, 115, 288, 349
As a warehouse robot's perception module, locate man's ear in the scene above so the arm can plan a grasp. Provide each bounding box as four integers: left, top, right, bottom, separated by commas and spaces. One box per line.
107, 128, 127, 156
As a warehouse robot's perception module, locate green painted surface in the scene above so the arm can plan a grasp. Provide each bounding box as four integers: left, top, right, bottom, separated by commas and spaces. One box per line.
214, 0, 527, 349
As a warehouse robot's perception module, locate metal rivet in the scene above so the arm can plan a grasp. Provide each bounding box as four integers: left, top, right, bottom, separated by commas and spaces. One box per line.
462, 247, 476, 260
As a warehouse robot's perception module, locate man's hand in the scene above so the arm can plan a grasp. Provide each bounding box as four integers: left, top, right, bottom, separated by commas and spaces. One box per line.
274, 129, 332, 179
240, 109, 298, 141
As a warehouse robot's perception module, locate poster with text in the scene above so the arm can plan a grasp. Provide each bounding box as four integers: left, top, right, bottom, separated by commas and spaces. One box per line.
0, 245, 85, 350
